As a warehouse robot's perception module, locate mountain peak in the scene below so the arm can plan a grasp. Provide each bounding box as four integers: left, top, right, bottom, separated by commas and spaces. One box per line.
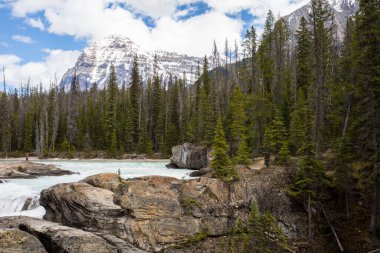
60, 35, 203, 89
284, 0, 358, 41
93, 35, 135, 48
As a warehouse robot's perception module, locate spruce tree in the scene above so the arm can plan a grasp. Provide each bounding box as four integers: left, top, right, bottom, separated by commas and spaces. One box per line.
227, 85, 247, 154
258, 11, 275, 94
210, 116, 239, 183
290, 89, 308, 155
332, 137, 354, 218
23, 112, 33, 151
202, 56, 211, 97
130, 55, 141, 145
235, 134, 251, 166
279, 140, 291, 165
106, 65, 118, 155
264, 109, 287, 154
198, 88, 213, 143
289, 151, 325, 239
353, 0, 380, 234
309, 0, 335, 155
67, 72, 79, 147
296, 17, 313, 96
124, 91, 134, 152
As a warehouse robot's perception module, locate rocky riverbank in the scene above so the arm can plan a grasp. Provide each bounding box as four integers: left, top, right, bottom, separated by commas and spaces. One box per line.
0, 161, 76, 179
0, 164, 311, 252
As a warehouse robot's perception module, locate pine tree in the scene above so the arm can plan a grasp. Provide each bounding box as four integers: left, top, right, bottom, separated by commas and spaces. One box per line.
124, 91, 134, 152
296, 17, 313, 96
202, 56, 211, 97
290, 89, 308, 155
210, 116, 239, 183
332, 136, 354, 218
130, 55, 141, 145
106, 65, 119, 155
235, 134, 251, 166
242, 26, 257, 93
198, 88, 213, 143
67, 72, 79, 147
289, 153, 325, 239
273, 18, 290, 105
247, 202, 266, 251
227, 85, 247, 154
353, 0, 380, 234
23, 112, 33, 151
166, 80, 180, 150
264, 109, 287, 154
0, 92, 11, 153
279, 140, 291, 164
258, 11, 275, 94
310, 0, 335, 155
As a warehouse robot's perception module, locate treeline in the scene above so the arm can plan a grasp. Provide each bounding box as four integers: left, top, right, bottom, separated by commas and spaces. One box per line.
0, 0, 379, 235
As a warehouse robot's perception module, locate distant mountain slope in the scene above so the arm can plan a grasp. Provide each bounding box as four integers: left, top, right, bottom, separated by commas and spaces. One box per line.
284, 0, 358, 41
60, 35, 203, 89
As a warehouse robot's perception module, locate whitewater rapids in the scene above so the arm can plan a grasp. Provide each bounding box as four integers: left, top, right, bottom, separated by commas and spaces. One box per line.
0, 160, 192, 218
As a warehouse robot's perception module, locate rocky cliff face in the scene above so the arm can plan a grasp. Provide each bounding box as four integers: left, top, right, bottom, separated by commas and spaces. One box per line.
60, 35, 204, 90
35, 165, 309, 252
284, 0, 358, 42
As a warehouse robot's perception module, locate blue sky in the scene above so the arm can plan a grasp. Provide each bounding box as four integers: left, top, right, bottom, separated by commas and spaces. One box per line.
0, 0, 306, 87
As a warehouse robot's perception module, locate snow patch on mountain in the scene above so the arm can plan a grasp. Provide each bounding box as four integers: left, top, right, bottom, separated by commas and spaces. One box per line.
284, 0, 358, 42
60, 35, 204, 89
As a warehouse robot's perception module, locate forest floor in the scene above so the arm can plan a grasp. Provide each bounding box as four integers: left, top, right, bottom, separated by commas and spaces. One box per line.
248, 157, 276, 171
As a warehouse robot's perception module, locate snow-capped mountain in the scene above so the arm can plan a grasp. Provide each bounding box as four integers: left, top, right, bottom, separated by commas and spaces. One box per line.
284, 0, 358, 41
60, 35, 203, 89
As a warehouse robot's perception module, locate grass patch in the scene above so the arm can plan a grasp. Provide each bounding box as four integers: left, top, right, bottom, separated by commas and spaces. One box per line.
175, 230, 208, 248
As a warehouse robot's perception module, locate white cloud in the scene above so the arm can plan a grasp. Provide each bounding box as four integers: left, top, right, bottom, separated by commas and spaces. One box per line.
5, 0, 310, 57
0, 54, 22, 65
27, 17, 45, 30
0, 49, 80, 87
149, 11, 242, 56
12, 34, 34, 44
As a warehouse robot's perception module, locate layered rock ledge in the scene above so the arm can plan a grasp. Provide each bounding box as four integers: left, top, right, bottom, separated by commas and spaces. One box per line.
36, 166, 308, 252
0, 161, 75, 179
0, 216, 120, 253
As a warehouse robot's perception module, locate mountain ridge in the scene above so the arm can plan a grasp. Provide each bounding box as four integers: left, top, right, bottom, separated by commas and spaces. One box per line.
60, 35, 204, 89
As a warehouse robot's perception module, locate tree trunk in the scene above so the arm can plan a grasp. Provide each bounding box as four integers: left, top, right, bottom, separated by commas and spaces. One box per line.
346, 190, 350, 220
342, 94, 352, 137
308, 193, 312, 240
370, 170, 379, 235
345, 190, 350, 220
320, 203, 344, 252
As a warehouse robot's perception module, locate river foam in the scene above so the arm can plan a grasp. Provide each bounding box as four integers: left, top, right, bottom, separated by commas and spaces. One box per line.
0, 160, 192, 218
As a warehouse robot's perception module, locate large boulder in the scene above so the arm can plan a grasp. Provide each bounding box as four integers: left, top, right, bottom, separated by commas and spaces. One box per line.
0, 161, 76, 179
0, 228, 47, 253
167, 143, 209, 170
39, 166, 309, 252
0, 216, 118, 253
40, 182, 126, 232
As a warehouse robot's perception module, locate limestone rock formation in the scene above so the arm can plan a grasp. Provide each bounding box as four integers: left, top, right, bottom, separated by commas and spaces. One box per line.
39, 166, 309, 252
166, 143, 209, 170
0, 161, 75, 179
0, 228, 47, 253
0, 217, 118, 253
